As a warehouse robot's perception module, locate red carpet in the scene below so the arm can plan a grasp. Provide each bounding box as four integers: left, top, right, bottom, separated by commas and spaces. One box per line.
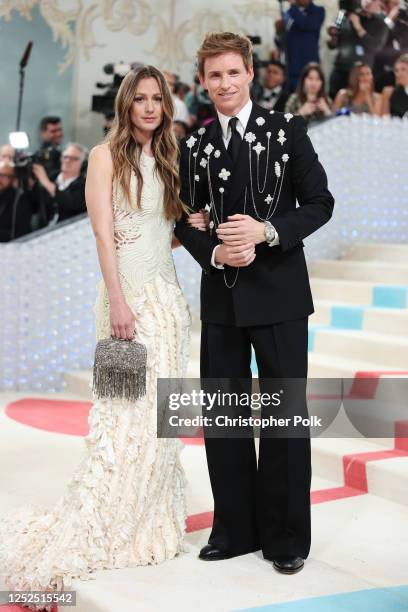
6, 398, 91, 436
4, 396, 408, 524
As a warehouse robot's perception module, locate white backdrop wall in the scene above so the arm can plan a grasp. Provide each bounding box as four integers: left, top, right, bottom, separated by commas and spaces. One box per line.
0, 0, 338, 149
72, 0, 337, 146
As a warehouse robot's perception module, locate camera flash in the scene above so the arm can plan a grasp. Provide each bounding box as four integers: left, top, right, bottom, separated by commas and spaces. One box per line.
9, 131, 29, 149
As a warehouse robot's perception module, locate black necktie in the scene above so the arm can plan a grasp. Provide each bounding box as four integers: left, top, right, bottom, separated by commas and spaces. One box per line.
227, 116, 241, 164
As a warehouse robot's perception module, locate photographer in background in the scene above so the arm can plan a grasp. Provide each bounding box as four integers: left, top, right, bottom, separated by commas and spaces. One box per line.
256, 60, 290, 111
328, 0, 389, 98
0, 144, 15, 165
173, 120, 189, 142
32, 142, 87, 225
184, 74, 216, 127
0, 161, 32, 242
373, 0, 408, 90
34, 115, 64, 178
276, 0, 325, 92
163, 71, 192, 126
103, 112, 115, 137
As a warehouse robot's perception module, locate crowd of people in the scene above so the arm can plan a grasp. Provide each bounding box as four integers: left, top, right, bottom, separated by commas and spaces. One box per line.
0, 117, 88, 242
0, 0, 407, 243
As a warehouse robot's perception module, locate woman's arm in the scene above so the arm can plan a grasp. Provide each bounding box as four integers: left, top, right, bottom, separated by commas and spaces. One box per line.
372, 92, 383, 116
332, 89, 347, 112
172, 209, 210, 248
85, 144, 135, 340
363, 91, 381, 116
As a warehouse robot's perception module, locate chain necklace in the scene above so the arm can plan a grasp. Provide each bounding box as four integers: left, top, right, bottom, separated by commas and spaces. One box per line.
188, 120, 291, 289
207, 159, 247, 289
249, 143, 289, 222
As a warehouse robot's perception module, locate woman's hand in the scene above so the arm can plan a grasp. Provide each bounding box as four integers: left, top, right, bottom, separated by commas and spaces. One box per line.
360, 81, 371, 95
299, 101, 317, 117
316, 97, 332, 116
109, 298, 136, 340
188, 208, 210, 231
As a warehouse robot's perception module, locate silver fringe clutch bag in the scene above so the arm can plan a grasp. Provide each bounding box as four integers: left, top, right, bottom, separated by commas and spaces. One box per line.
92, 338, 147, 401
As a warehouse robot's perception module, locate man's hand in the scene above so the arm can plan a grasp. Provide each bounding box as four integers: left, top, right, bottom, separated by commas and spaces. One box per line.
216, 214, 265, 246
214, 242, 256, 267
388, 4, 400, 21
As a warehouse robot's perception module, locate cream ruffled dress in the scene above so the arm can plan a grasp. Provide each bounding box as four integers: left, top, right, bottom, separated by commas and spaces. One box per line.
0, 152, 191, 608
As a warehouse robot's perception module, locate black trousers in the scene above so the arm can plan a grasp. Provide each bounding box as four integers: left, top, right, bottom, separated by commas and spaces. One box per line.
200, 318, 311, 559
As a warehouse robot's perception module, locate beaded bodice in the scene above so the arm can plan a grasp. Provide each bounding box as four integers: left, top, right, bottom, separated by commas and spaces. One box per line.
112, 152, 177, 290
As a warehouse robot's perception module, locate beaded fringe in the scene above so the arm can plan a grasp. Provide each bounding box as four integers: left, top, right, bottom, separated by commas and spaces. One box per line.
92, 365, 147, 401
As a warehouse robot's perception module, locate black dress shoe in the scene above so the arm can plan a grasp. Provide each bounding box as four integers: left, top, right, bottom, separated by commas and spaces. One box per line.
198, 544, 233, 561
272, 556, 304, 574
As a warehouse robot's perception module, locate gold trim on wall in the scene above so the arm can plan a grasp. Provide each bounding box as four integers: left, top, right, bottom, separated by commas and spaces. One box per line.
0, 0, 334, 74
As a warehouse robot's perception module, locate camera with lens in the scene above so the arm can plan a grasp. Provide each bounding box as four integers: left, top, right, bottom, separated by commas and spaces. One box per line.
91, 61, 143, 116
13, 147, 58, 185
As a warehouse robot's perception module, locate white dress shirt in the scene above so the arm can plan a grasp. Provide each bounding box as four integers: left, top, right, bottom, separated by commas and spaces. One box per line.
259, 85, 283, 111
56, 173, 77, 191
210, 98, 279, 269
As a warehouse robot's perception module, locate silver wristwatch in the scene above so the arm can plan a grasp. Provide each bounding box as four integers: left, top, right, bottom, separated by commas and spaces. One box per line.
264, 221, 276, 246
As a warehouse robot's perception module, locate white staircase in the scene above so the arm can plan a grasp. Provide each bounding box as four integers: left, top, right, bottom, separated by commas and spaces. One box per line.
308, 242, 408, 378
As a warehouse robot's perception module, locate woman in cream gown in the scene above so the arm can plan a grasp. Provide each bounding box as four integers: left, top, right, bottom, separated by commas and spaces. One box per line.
0, 66, 206, 608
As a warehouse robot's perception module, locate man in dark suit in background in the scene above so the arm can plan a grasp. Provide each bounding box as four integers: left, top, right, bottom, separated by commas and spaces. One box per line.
35, 116, 64, 178
256, 60, 290, 112
0, 161, 32, 242
32, 142, 87, 225
275, 0, 325, 92
175, 32, 334, 574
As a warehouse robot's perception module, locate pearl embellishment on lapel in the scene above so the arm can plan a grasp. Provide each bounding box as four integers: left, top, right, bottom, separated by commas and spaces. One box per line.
219, 168, 231, 181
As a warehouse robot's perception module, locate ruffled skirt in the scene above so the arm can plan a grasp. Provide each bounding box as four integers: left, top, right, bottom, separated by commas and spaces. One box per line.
0, 274, 191, 608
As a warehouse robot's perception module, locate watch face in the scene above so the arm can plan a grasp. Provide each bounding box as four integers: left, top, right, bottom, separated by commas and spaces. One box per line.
265, 225, 274, 242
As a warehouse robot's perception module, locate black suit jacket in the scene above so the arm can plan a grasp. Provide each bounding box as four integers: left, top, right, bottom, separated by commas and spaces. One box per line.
0, 187, 32, 242
43, 173, 86, 223
175, 103, 334, 327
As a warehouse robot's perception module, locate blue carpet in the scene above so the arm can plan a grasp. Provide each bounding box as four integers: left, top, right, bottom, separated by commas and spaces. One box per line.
232, 584, 408, 612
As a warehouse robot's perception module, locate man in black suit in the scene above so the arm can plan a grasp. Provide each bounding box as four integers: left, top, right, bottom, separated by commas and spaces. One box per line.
35, 115, 64, 178
256, 60, 290, 112
32, 142, 87, 225
175, 32, 334, 574
0, 161, 32, 242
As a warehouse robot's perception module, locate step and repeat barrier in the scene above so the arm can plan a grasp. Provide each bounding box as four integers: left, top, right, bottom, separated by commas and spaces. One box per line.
0, 115, 407, 391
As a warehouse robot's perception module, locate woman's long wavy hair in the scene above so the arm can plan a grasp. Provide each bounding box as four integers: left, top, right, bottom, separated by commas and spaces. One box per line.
348, 62, 374, 100
296, 62, 329, 105
106, 65, 187, 220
